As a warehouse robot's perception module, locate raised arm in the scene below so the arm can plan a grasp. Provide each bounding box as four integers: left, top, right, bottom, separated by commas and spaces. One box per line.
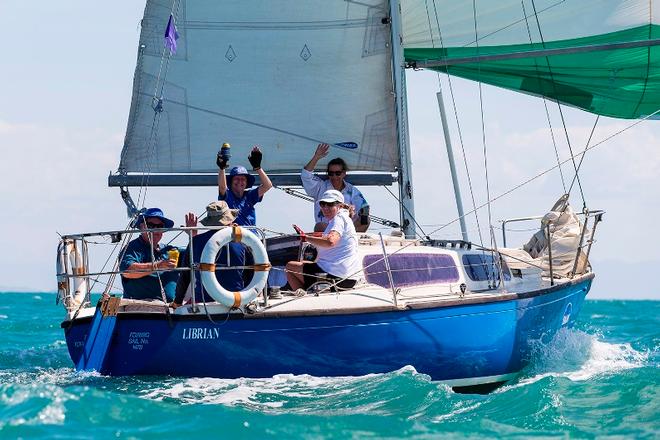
304, 143, 330, 171
248, 146, 272, 198
217, 147, 229, 198
256, 168, 272, 198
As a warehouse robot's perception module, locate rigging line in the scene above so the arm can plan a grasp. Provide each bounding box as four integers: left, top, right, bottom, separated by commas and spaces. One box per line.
296, 224, 506, 299
429, 0, 485, 245
473, 0, 492, 252
160, 98, 386, 163
543, 99, 567, 192
423, 105, 660, 238
460, 0, 566, 48
137, 0, 182, 207
136, 109, 163, 207
342, 0, 385, 9
305, 215, 534, 298
530, 0, 585, 206
471, 243, 547, 271
150, 0, 181, 101
93, 219, 137, 299
275, 186, 400, 228
567, 115, 599, 196
473, 0, 496, 286
412, 0, 566, 49
96, 219, 135, 290
521, 0, 566, 194
87, 221, 133, 293
383, 185, 428, 239
630, 7, 653, 119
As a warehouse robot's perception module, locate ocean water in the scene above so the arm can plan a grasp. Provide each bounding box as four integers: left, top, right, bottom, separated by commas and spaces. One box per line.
0, 293, 657, 439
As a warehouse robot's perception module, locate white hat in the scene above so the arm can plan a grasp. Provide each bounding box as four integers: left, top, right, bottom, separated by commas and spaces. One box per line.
319, 189, 344, 204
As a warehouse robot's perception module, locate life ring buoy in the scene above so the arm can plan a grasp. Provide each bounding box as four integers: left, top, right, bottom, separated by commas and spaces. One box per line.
56, 239, 88, 310
200, 226, 270, 308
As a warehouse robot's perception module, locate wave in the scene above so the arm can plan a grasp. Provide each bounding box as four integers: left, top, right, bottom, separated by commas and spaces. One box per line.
508, 327, 649, 389
140, 366, 454, 415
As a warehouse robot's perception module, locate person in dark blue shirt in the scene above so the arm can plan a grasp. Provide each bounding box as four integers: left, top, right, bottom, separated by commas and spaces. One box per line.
217, 145, 272, 226
120, 208, 180, 301
171, 201, 246, 308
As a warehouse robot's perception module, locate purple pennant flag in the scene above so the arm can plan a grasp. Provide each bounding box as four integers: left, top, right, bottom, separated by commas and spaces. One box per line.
164, 14, 179, 54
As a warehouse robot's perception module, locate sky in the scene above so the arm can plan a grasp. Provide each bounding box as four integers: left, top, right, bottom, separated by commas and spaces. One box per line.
0, 1, 658, 299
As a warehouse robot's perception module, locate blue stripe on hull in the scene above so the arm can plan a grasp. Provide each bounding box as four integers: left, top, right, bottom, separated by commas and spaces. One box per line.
64, 278, 591, 383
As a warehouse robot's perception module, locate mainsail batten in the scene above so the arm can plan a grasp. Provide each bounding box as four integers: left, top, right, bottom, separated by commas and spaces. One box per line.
119, 0, 400, 177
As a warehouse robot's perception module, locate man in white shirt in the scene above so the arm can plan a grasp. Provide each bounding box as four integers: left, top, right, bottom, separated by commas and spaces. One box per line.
301, 143, 370, 232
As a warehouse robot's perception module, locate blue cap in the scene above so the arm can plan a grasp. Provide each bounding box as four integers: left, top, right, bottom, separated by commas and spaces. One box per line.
134, 207, 174, 229
226, 166, 255, 189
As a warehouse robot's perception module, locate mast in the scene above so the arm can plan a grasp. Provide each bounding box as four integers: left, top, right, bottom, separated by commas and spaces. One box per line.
436, 89, 469, 242
389, 0, 416, 238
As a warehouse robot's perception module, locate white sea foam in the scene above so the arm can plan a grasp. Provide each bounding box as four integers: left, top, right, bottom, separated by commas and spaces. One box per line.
143, 374, 352, 407
511, 328, 648, 388
142, 367, 422, 409
432, 401, 484, 423
33, 393, 66, 425
0, 376, 73, 426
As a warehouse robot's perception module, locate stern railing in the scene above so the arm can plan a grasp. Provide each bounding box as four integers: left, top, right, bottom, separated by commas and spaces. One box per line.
499, 209, 604, 281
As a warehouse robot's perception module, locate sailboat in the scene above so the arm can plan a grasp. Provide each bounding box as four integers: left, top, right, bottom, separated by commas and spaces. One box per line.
56, 0, 658, 392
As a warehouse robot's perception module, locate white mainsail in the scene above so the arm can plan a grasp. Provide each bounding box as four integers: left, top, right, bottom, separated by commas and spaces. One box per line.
119, 0, 399, 176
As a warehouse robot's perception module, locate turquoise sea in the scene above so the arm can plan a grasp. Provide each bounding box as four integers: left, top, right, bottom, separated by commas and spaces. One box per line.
0, 293, 657, 439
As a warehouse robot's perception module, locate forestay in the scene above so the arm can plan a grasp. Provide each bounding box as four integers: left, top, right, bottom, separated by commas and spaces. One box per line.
119, 0, 399, 177
402, 0, 660, 119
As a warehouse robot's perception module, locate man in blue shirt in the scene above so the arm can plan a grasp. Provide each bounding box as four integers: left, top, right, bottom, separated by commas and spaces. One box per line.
217, 145, 272, 226
171, 201, 245, 308
120, 208, 179, 301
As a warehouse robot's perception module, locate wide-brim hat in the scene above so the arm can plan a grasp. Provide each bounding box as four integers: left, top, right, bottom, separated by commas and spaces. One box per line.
134, 207, 174, 228
200, 201, 239, 226
226, 166, 255, 189
319, 189, 344, 204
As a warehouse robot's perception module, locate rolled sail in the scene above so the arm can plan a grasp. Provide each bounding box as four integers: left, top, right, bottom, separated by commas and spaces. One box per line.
402, 0, 660, 119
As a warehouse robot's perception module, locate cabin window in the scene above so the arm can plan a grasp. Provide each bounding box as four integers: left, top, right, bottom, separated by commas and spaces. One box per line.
362, 253, 459, 288
462, 254, 511, 281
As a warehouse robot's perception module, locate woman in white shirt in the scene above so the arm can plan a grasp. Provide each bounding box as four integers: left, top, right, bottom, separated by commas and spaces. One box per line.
286, 190, 361, 293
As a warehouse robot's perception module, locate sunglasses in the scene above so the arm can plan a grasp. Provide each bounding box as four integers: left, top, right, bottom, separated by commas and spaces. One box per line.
327, 171, 344, 176
145, 221, 164, 229
319, 201, 338, 207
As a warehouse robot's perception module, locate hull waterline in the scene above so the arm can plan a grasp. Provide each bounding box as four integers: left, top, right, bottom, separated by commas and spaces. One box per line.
62, 275, 592, 388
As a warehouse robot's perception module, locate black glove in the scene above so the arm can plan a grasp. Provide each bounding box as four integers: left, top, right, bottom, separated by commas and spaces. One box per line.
248, 149, 262, 170
216, 149, 230, 169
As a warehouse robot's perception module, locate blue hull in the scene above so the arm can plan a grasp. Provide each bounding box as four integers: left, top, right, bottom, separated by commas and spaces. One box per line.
63, 277, 591, 383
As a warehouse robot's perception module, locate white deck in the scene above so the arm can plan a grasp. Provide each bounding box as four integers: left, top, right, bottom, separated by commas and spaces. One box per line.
66, 237, 577, 320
